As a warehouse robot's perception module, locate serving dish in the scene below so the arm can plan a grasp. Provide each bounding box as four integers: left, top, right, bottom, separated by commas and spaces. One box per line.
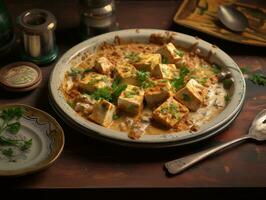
0, 104, 64, 176
49, 29, 246, 147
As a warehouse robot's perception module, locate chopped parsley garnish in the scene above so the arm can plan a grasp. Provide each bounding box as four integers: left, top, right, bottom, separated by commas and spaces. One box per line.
240, 67, 250, 74
20, 139, 33, 151
161, 104, 180, 120
223, 79, 234, 89
199, 77, 208, 85
212, 64, 222, 74
224, 94, 230, 102
1, 148, 13, 157
111, 78, 127, 101
174, 49, 184, 57
6, 122, 21, 134
112, 114, 120, 120
171, 65, 190, 90
0, 107, 32, 160
125, 52, 140, 62
91, 87, 113, 101
162, 56, 168, 64
182, 93, 191, 101
124, 91, 136, 98
137, 70, 154, 89
240, 66, 266, 86
67, 100, 75, 108
91, 78, 127, 102
249, 73, 266, 86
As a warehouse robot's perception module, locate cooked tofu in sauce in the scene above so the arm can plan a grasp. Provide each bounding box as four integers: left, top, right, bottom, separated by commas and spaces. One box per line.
62, 39, 232, 139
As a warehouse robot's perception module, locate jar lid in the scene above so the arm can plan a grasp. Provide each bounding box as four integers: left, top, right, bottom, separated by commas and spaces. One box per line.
0, 61, 42, 92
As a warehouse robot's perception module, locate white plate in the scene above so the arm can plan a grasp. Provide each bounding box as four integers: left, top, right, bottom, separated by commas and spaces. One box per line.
49, 29, 246, 146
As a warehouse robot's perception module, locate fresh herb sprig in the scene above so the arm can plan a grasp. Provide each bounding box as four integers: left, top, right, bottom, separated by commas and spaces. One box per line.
0, 107, 32, 159
91, 78, 127, 102
241, 66, 266, 86
171, 65, 190, 90
125, 52, 140, 63
136, 70, 154, 89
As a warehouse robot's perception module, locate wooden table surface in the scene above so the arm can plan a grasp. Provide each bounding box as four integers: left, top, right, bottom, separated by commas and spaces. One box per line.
0, 0, 266, 188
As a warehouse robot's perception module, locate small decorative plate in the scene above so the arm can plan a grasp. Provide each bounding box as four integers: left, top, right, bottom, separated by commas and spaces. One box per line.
0, 104, 64, 176
173, 0, 266, 47
0, 62, 42, 92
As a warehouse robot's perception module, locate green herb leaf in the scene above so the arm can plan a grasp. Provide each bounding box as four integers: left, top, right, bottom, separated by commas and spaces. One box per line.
162, 56, 168, 64
249, 73, 266, 86
171, 65, 190, 90
67, 100, 75, 108
20, 139, 32, 151
68, 67, 83, 76
223, 79, 234, 89
6, 122, 21, 134
212, 64, 222, 74
1, 148, 13, 157
125, 52, 140, 62
112, 83, 127, 101
112, 114, 120, 120
137, 70, 154, 89
0, 136, 19, 145
91, 87, 113, 101
199, 77, 208, 85
174, 49, 184, 57
240, 67, 250, 74
0, 107, 24, 121
180, 65, 190, 76
224, 94, 230, 102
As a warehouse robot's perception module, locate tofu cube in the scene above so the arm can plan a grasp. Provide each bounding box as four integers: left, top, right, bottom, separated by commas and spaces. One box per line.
156, 42, 183, 64
134, 53, 161, 72
174, 79, 206, 111
152, 97, 189, 128
94, 57, 113, 75
118, 85, 144, 115
144, 80, 172, 107
79, 72, 112, 93
152, 64, 178, 79
115, 63, 138, 85
89, 99, 116, 127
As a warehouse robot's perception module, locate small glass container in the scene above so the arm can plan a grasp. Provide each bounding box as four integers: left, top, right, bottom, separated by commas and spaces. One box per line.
80, 0, 119, 39
17, 9, 58, 64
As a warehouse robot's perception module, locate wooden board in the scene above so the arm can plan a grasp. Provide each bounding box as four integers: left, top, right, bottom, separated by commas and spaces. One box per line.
173, 0, 266, 47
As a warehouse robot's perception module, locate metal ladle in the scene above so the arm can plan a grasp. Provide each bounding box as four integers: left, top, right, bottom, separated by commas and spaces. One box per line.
217, 5, 249, 32
165, 109, 266, 175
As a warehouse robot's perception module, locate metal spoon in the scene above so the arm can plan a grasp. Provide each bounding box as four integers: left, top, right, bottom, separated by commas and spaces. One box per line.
165, 109, 266, 175
217, 5, 249, 32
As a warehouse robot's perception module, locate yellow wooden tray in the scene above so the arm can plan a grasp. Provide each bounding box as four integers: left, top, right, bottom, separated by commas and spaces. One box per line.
173, 0, 266, 47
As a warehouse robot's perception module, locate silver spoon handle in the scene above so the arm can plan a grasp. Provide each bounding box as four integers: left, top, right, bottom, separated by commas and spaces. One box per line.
165, 135, 250, 175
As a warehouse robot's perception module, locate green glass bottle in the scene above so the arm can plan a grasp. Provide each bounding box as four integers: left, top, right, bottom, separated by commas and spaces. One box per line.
0, 0, 14, 57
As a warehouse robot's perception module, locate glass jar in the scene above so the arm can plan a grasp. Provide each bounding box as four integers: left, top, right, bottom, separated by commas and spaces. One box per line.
79, 0, 119, 39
